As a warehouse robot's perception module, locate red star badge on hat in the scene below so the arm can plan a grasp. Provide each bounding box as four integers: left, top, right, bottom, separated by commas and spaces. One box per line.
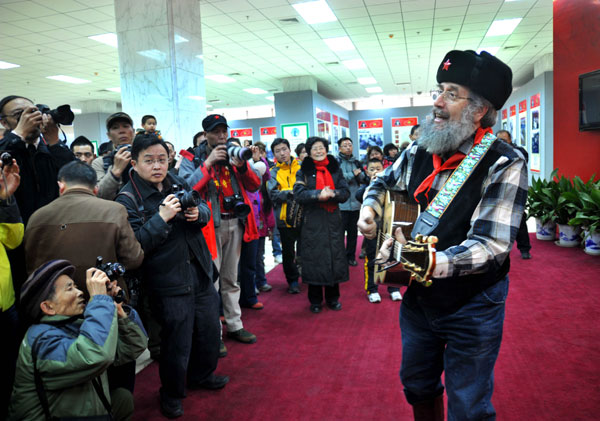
215, 115, 220, 119
442, 59, 451, 70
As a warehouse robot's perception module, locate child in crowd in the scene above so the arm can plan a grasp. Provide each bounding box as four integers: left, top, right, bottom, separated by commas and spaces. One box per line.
137, 115, 161, 137
356, 159, 402, 303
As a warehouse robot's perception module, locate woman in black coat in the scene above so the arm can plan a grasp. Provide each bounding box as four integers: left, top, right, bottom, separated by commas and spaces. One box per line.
293, 137, 350, 313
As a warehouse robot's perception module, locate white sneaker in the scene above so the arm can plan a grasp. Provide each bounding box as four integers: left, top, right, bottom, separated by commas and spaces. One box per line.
368, 292, 382, 303
390, 291, 402, 301
274, 255, 283, 264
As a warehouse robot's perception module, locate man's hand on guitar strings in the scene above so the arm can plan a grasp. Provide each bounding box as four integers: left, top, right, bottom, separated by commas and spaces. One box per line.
394, 226, 407, 245
377, 237, 395, 263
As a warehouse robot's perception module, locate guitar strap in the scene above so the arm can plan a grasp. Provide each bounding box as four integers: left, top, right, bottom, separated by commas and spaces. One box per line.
411, 132, 496, 238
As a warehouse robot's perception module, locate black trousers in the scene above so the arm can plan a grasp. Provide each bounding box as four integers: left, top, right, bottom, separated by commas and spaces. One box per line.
279, 226, 301, 284
150, 262, 221, 399
516, 212, 531, 252
308, 284, 340, 305
341, 210, 360, 260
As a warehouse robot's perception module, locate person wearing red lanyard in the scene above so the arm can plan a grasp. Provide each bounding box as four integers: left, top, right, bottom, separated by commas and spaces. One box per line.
358, 50, 527, 421
179, 115, 261, 350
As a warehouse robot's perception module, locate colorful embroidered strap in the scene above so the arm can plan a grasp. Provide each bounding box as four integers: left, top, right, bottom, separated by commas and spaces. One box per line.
425, 132, 496, 218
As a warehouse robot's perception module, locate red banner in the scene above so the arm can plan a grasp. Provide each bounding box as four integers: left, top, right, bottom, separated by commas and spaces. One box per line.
358, 119, 383, 129
230, 128, 252, 137
316, 110, 331, 122
333, 115, 339, 125
519, 100, 527, 114
340, 118, 349, 128
510, 105, 516, 117
502, 109, 507, 120
260, 126, 276, 135
530, 93, 541, 108
392, 117, 417, 127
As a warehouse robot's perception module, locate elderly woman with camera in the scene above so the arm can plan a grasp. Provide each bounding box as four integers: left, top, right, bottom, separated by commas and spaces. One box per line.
293, 137, 350, 313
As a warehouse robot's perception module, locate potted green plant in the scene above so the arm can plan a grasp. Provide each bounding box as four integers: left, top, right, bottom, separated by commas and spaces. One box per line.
568, 175, 600, 255
526, 169, 558, 240
555, 174, 581, 247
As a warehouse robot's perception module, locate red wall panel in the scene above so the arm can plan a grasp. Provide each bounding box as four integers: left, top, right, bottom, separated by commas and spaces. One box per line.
553, 0, 600, 180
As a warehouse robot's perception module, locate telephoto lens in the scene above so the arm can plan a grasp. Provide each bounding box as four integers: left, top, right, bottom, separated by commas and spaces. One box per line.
36, 104, 75, 125
226, 142, 252, 161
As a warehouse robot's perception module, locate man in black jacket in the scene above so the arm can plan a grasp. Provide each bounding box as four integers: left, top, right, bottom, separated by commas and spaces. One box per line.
116, 133, 227, 419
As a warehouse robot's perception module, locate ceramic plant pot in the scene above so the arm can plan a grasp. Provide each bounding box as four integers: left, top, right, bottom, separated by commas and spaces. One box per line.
536, 218, 556, 241
557, 224, 581, 247
583, 230, 600, 256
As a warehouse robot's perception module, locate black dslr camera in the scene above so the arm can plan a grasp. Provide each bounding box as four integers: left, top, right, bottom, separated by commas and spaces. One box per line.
95, 256, 126, 303
223, 194, 251, 218
172, 184, 200, 211
226, 141, 252, 161
36, 104, 75, 125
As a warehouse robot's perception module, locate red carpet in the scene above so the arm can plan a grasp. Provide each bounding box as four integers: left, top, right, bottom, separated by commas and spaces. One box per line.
133, 235, 600, 420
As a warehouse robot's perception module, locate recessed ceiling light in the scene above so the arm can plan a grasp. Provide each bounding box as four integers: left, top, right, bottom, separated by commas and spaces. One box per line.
0, 60, 20, 69
174, 35, 188, 43
88, 33, 118, 48
266, 96, 275, 101
357, 77, 377, 85
324, 36, 355, 52
46, 75, 91, 84
477, 47, 500, 56
189, 96, 205, 101
292, 0, 337, 25
137, 49, 167, 61
342, 59, 366, 70
206, 75, 236, 83
366, 87, 383, 93
106, 87, 121, 93
244, 88, 268, 95
485, 18, 522, 37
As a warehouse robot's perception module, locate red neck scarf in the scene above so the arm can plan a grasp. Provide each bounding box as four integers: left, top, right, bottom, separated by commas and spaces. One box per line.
414, 127, 492, 203
315, 157, 337, 213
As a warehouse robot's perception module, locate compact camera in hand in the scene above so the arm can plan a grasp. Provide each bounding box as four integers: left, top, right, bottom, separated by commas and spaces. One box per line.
95, 256, 126, 303
223, 194, 251, 218
172, 184, 200, 211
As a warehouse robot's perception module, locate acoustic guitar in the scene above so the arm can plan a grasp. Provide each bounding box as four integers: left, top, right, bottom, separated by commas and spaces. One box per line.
374, 191, 437, 287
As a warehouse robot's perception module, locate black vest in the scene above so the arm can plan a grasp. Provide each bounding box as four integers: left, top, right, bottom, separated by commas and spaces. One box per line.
404, 139, 511, 312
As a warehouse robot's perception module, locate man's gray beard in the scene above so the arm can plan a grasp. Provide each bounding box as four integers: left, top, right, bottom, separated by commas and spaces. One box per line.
418, 107, 477, 157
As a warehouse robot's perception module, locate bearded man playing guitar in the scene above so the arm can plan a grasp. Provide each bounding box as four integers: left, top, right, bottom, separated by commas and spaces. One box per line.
357, 50, 528, 421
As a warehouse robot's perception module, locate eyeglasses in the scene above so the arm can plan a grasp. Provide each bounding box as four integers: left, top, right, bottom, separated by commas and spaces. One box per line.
1, 109, 24, 120
142, 158, 168, 166
431, 89, 472, 103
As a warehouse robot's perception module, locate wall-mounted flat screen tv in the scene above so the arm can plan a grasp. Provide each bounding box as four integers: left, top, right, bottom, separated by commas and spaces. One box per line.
579, 69, 600, 131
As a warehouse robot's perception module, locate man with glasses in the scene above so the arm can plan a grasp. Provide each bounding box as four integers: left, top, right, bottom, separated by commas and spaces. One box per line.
70, 136, 96, 166
358, 50, 527, 420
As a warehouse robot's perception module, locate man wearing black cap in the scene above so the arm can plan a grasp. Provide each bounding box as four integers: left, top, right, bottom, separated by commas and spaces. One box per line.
358, 50, 528, 420
179, 114, 260, 347
9, 260, 147, 420
91, 112, 135, 200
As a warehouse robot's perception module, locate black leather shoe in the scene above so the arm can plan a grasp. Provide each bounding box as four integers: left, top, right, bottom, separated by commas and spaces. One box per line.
160, 389, 184, 419
189, 374, 230, 390
310, 304, 322, 313
521, 251, 531, 259
348, 259, 358, 266
327, 301, 342, 311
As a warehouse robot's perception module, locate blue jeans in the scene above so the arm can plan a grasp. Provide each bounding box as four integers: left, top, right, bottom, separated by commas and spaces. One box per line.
272, 225, 282, 256
400, 275, 509, 421
255, 237, 268, 288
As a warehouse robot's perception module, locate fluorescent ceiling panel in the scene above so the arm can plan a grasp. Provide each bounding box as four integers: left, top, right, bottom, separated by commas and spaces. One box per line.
485, 18, 522, 37
206, 75, 236, 83
366, 86, 383, 93
266, 96, 274, 101
323, 36, 355, 52
476, 47, 500, 56
293, 0, 337, 25
244, 88, 268, 94
88, 33, 118, 48
106, 87, 121, 93
46, 75, 91, 84
357, 77, 377, 85
0, 60, 20, 69
71, 108, 82, 114
342, 59, 366, 70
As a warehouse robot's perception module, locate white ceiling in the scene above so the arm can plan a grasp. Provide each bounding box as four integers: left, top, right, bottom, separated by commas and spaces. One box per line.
0, 0, 553, 112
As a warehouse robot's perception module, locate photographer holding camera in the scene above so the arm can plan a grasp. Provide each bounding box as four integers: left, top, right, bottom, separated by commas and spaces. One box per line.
91, 112, 136, 200
8, 260, 148, 421
179, 114, 260, 349
116, 133, 226, 418
0, 95, 75, 225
